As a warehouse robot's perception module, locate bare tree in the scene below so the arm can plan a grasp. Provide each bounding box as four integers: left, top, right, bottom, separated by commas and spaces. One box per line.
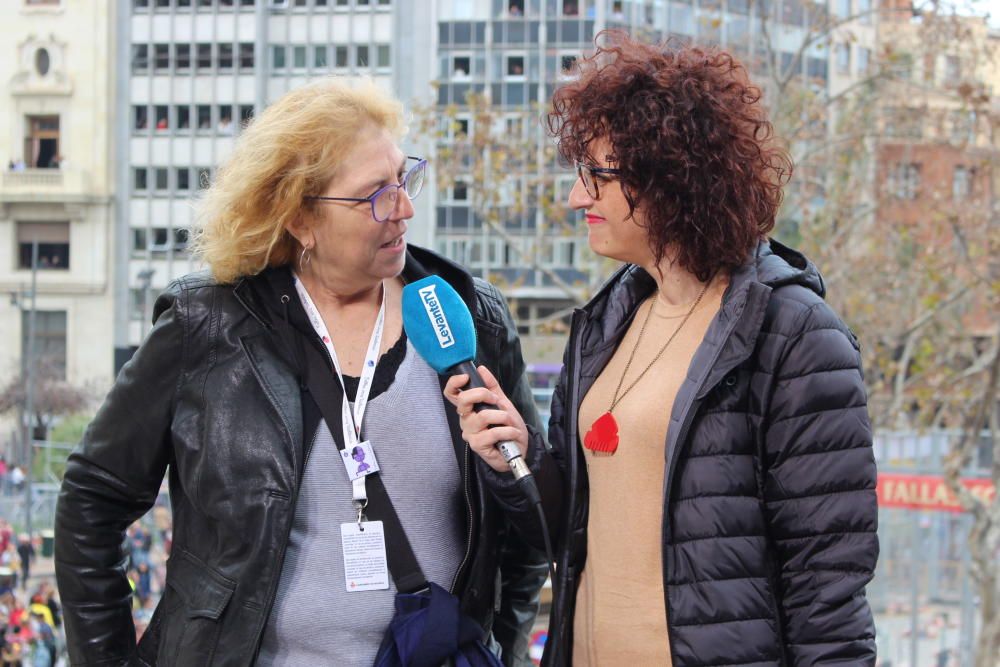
0, 357, 91, 446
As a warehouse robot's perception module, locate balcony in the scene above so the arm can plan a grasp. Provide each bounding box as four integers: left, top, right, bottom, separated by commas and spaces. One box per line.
0, 168, 94, 203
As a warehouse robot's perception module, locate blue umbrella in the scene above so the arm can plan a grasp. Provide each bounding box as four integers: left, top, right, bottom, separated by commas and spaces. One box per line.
373, 582, 504, 667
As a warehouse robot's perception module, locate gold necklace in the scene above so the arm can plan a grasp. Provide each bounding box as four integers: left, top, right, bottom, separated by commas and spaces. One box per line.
583, 279, 711, 455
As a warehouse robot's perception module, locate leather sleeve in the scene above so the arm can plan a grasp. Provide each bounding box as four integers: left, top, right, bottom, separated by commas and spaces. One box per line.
762, 301, 878, 665
55, 283, 187, 666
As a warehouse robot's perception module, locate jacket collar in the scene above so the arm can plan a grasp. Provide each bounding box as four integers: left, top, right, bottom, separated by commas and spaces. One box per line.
232, 244, 480, 328
577, 238, 824, 352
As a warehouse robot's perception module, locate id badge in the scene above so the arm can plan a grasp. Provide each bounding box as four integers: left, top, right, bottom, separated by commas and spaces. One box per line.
340, 440, 380, 481
340, 521, 390, 592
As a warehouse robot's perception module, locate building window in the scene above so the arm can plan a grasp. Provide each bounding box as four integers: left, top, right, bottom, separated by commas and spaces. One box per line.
560, 54, 578, 75
376, 45, 390, 68
452, 56, 471, 78
219, 44, 234, 69
891, 163, 920, 200
506, 55, 525, 77
176, 44, 192, 70
35, 48, 51, 76
133, 105, 148, 131
154, 105, 169, 131
150, 227, 170, 250
335, 45, 348, 68
239, 105, 254, 127
562, 0, 578, 16
134, 168, 148, 191
196, 43, 212, 70
132, 44, 149, 72
177, 105, 191, 131
835, 0, 850, 17
197, 167, 212, 188
197, 105, 212, 130
176, 168, 190, 191
154, 168, 169, 191
857, 47, 870, 75
134, 0, 150, 8
218, 106, 234, 134
23, 311, 67, 380
239, 42, 254, 69
356, 45, 369, 67
175, 228, 190, 251
945, 55, 960, 83
953, 166, 972, 200
293, 45, 307, 69
272, 45, 286, 69
17, 222, 70, 270
24, 115, 60, 169
132, 228, 147, 252
314, 45, 328, 68
835, 43, 850, 75
154, 44, 169, 70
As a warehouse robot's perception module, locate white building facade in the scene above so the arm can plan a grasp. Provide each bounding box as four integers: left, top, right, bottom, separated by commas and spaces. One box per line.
0, 0, 116, 418
115, 0, 436, 365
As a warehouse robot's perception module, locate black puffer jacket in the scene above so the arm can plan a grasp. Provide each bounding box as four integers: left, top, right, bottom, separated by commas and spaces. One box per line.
543, 240, 879, 666
55, 246, 555, 667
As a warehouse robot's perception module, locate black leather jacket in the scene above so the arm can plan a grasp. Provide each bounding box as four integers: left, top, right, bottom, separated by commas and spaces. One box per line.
55, 246, 555, 667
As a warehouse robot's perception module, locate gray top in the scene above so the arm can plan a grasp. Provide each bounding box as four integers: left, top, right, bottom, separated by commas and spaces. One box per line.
257, 342, 465, 666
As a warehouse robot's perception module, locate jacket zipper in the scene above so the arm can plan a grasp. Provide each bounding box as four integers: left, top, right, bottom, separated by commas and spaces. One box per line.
659, 298, 748, 656
249, 415, 320, 663
249, 334, 329, 663
449, 443, 474, 594
549, 309, 585, 666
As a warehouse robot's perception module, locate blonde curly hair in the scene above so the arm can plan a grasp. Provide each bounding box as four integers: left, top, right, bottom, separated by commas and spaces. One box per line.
191, 78, 406, 284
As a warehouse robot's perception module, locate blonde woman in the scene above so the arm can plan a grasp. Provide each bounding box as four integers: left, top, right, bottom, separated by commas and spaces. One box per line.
55, 80, 555, 667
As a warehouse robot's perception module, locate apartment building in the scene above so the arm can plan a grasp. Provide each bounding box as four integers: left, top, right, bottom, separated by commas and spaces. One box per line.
876, 2, 998, 336
115, 0, 435, 366
0, 0, 116, 398
431, 0, 877, 362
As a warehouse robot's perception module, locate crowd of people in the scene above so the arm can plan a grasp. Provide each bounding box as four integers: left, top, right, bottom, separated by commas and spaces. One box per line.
0, 508, 169, 666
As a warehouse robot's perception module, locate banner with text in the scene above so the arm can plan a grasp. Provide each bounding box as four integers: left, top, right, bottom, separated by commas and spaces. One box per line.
877, 473, 996, 512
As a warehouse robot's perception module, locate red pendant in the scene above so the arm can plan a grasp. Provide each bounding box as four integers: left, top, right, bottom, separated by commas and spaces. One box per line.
584, 411, 620, 454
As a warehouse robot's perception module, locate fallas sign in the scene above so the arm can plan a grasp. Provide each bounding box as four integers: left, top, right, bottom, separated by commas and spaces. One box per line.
877, 473, 996, 513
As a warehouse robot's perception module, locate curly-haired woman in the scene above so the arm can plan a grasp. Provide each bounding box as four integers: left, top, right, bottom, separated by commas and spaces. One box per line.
446, 33, 879, 666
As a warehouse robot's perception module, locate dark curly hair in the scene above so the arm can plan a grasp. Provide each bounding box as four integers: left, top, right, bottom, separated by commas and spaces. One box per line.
548, 31, 792, 281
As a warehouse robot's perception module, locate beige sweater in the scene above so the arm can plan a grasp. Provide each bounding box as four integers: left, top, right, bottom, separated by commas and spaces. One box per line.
573, 278, 726, 666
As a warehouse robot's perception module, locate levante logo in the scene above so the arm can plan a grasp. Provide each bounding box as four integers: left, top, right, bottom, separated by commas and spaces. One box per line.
418, 284, 455, 349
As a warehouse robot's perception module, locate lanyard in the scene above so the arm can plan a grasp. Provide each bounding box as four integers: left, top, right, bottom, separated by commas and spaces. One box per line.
294, 275, 385, 507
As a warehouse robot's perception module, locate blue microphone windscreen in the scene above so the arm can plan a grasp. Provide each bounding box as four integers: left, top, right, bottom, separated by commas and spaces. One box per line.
402, 276, 477, 374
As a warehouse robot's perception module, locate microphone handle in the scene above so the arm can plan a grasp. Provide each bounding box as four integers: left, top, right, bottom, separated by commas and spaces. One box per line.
450, 361, 533, 481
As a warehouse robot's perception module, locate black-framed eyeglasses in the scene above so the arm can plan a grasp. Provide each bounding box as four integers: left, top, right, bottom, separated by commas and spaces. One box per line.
304, 156, 427, 223
575, 160, 621, 200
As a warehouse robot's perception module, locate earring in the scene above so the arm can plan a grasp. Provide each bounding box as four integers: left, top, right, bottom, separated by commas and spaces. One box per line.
299, 245, 312, 270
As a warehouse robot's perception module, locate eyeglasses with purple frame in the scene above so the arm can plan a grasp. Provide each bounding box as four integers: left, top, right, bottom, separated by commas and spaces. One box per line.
303, 156, 427, 223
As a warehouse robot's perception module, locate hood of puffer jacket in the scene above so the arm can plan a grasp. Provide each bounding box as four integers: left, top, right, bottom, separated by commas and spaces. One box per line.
756, 238, 825, 297
581, 238, 825, 332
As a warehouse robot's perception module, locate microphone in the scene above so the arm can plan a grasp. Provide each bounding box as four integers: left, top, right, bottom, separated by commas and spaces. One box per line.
401, 276, 533, 484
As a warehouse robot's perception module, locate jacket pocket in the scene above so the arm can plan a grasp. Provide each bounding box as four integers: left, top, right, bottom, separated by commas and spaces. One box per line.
157, 547, 236, 667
